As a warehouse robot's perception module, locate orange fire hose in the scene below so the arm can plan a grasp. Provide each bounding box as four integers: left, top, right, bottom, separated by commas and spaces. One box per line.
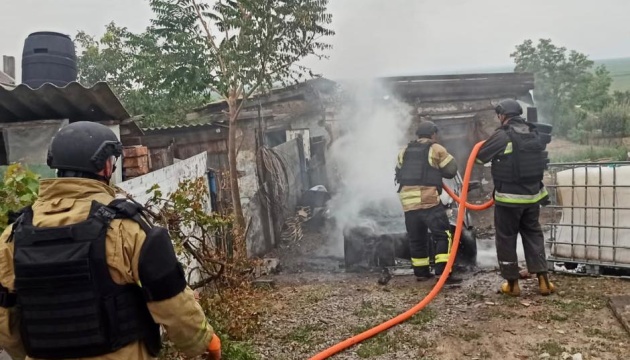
443, 185, 495, 211
308, 140, 493, 360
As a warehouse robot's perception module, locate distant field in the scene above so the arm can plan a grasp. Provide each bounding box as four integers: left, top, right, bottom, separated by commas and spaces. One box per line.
394, 57, 630, 93
596, 57, 630, 92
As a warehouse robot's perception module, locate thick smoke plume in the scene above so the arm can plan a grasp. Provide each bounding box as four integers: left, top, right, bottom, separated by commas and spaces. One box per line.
323, 80, 413, 256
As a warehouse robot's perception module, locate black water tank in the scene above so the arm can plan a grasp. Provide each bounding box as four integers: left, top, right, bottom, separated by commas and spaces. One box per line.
21, 31, 77, 88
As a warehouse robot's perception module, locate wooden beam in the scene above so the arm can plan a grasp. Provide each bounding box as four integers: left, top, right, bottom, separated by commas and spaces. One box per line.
609, 295, 630, 336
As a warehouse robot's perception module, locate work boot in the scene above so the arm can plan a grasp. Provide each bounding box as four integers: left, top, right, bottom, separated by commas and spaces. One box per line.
443, 274, 463, 285
500, 280, 521, 297
537, 272, 556, 296
416, 273, 435, 282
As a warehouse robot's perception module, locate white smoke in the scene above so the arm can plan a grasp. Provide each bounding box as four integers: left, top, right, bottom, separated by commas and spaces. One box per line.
322, 80, 413, 256
476, 236, 528, 269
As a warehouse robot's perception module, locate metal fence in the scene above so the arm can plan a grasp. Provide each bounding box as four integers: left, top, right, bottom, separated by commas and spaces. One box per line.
545, 161, 630, 274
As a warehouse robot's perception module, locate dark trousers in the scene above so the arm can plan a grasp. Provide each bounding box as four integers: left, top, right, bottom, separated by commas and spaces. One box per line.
405, 205, 452, 277
495, 204, 547, 280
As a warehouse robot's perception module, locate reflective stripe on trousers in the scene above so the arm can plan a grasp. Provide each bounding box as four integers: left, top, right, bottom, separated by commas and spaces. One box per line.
435, 229, 453, 264
412, 257, 430, 267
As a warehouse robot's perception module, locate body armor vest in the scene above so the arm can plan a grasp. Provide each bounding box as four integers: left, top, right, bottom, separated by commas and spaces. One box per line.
9, 200, 161, 359
491, 124, 547, 184
396, 141, 443, 190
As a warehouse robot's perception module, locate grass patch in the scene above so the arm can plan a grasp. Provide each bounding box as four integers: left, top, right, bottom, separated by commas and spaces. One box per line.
452, 329, 482, 342
350, 327, 434, 357
466, 291, 486, 302
353, 300, 397, 318
536, 340, 566, 356
408, 307, 437, 327
584, 327, 621, 340
531, 293, 605, 322
356, 333, 396, 358
304, 290, 329, 304
222, 340, 259, 360
498, 295, 520, 306
549, 312, 569, 322
284, 324, 323, 344
416, 337, 435, 349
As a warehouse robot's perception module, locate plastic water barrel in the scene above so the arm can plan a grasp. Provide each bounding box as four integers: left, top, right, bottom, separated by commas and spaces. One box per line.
21, 31, 77, 88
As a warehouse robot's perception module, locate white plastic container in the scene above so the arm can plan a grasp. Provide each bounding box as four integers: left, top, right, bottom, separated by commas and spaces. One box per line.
551, 165, 630, 265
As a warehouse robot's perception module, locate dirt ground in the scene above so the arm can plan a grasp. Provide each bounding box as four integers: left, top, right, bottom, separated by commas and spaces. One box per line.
251, 270, 629, 360
254, 218, 630, 360
251, 139, 629, 360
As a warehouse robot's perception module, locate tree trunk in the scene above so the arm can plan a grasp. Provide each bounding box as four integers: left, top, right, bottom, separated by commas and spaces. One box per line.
227, 96, 247, 255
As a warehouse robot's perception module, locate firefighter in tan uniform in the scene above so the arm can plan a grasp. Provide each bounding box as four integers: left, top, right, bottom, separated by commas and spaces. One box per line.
0, 122, 221, 360
395, 121, 462, 284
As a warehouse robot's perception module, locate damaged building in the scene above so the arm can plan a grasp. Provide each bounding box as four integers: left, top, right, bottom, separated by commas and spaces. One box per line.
379, 72, 536, 182
124, 78, 338, 256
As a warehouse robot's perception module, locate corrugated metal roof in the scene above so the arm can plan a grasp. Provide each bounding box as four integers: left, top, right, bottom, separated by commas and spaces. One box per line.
0, 81, 130, 123
143, 122, 228, 133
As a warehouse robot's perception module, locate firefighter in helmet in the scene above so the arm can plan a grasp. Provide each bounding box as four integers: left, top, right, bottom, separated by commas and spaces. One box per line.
475, 99, 555, 297
395, 121, 462, 284
0, 121, 221, 360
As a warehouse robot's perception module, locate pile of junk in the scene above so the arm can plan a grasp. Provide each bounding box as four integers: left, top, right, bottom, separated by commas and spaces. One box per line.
296, 174, 481, 283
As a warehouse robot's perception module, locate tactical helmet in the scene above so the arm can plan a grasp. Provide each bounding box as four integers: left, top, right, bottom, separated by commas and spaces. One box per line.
47, 121, 123, 174
415, 121, 439, 137
495, 99, 523, 117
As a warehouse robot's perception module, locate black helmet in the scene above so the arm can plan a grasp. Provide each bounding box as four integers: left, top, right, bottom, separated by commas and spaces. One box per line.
495, 99, 523, 117
47, 121, 123, 174
415, 121, 439, 137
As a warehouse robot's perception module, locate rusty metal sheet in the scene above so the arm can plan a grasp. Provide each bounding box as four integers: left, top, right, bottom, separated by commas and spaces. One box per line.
0, 81, 129, 123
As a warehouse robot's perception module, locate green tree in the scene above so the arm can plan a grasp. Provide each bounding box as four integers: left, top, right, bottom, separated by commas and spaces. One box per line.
510, 39, 612, 135
75, 22, 214, 127
613, 90, 630, 104
147, 0, 334, 243
75, 23, 134, 96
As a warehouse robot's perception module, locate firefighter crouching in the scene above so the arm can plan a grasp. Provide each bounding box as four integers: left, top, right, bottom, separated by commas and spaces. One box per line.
475, 99, 556, 297
395, 121, 462, 285
0, 122, 221, 360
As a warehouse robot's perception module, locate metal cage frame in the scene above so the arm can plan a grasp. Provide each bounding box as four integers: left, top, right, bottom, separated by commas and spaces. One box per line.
545, 161, 630, 275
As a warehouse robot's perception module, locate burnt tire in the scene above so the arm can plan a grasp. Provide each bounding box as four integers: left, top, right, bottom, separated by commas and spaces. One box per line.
454, 226, 477, 267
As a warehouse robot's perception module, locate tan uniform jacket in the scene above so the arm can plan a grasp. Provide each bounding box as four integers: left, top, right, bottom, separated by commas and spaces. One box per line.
0, 178, 214, 360
396, 139, 456, 212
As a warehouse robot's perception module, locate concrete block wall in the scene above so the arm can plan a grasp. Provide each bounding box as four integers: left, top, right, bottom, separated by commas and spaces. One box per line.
116, 151, 210, 284
117, 151, 209, 209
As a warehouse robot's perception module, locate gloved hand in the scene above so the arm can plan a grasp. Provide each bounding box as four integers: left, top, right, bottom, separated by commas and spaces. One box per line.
205, 333, 221, 360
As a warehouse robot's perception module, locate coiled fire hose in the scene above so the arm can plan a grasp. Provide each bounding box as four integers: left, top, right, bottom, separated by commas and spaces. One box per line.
308, 140, 495, 360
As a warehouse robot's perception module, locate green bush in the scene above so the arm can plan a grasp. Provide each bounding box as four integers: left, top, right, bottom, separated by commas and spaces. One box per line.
597, 101, 630, 136
0, 164, 41, 233
550, 146, 629, 163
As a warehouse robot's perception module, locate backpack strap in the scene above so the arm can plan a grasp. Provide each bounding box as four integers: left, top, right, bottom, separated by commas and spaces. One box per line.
104, 198, 154, 234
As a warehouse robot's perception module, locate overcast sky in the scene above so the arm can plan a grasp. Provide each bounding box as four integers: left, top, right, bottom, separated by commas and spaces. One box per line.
1, 0, 629, 80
